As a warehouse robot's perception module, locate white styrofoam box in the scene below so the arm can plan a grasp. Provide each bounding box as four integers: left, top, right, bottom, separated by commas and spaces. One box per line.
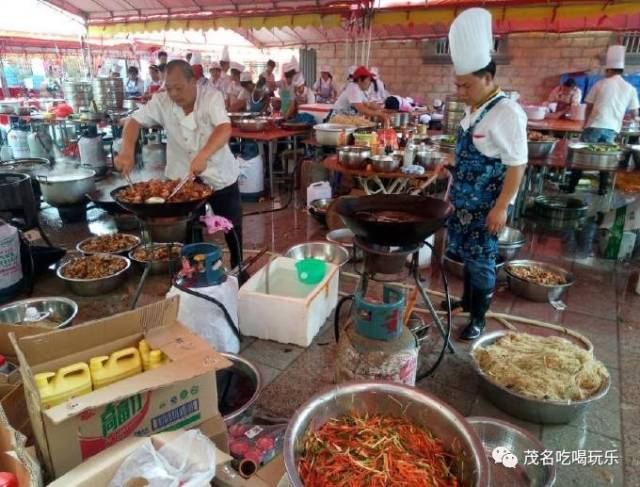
238, 257, 339, 347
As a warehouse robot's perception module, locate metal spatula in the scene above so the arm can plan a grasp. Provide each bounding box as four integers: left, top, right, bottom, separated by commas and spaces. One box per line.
166, 174, 192, 202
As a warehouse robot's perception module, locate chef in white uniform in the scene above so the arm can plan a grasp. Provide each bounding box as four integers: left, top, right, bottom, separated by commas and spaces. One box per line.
209, 62, 225, 92
566, 45, 640, 194
441, 8, 527, 341
224, 62, 245, 110
115, 60, 243, 269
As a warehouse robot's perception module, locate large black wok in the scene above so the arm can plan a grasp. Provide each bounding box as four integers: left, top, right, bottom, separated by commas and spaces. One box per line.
110, 185, 211, 219
335, 194, 453, 246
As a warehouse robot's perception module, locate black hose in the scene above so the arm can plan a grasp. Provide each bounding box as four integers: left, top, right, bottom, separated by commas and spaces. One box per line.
242, 148, 302, 217
416, 240, 452, 380
333, 294, 354, 343
172, 280, 242, 341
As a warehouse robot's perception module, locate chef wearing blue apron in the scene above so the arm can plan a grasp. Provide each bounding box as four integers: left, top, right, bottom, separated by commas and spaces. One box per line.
444, 8, 528, 340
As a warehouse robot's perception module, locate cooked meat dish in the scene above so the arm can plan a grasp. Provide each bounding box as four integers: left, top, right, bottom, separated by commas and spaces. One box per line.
61, 255, 127, 279
507, 264, 567, 285
132, 245, 182, 262
115, 179, 212, 204
355, 210, 423, 223
79, 234, 138, 254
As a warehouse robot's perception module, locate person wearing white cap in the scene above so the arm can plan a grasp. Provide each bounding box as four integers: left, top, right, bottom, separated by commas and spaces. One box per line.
566, 45, 639, 194
313, 65, 337, 104
115, 60, 244, 271
294, 75, 315, 106
230, 71, 268, 113
224, 62, 245, 110
277, 62, 299, 119
441, 8, 527, 341
367, 66, 388, 105
209, 62, 224, 92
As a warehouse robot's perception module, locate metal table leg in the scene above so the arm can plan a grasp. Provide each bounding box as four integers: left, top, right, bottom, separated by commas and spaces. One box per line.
268, 140, 276, 198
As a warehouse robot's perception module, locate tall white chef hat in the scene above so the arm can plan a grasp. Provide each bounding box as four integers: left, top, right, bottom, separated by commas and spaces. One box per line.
221, 45, 230, 62
294, 74, 305, 87
190, 52, 202, 65
370, 66, 380, 77
605, 45, 626, 70
282, 62, 297, 74
210, 61, 221, 70
240, 71, 253, 83
449, 8, 493, 76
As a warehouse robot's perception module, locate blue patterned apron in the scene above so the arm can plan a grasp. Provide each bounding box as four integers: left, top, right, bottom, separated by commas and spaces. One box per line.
447, 95, 507, 261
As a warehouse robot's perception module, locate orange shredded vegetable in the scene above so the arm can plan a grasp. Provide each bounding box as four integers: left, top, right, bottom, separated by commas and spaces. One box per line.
297, 413, 461, 487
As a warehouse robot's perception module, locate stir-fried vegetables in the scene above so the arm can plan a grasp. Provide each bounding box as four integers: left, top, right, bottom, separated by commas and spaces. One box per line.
298, 413, 461, 487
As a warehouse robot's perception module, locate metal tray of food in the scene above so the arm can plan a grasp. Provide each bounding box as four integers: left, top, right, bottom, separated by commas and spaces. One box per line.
567, 143, 621, 170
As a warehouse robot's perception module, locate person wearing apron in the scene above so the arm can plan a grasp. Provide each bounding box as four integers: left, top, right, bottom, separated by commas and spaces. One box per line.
445, 8, 528, 341
314, 66, 337, 104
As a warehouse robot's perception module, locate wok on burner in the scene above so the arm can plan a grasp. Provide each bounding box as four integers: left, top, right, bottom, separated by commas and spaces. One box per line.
335, 195, 452, 247
110, 184, 211, 219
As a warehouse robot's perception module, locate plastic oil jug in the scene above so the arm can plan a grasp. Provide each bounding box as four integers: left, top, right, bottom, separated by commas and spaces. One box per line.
139, 339, 168, 371
35, 362, 92, 409
90, 347, 142, 389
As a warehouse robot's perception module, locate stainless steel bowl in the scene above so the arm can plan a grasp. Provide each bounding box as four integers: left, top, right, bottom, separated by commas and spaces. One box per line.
370, 154, 400, 173
505, 259, 575, 302
498, 227, 526, 261
314, 124, 357, 146
235, 119, 267, 132
470, 331, 610, 424
568, 144, 621, 170
57, 254, 130, 297
284, 381, 490, 487
326, 228, 362, 262
128, 242, 183, 275
415, 149, 445, 168
76, 234, 141, 256
217, 352, 263, 425
0, 297, 78, 329
528, 140, 557, 159
337, 145, 370, 169
284, 241, 350, 267
467, 416, 556, 486
308, 198, 332, 225
229, 112, 257, 124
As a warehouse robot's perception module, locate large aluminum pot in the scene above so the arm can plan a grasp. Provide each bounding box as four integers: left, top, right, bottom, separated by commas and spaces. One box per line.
471, 331, 610, 423
62, 81, 93, 112
567, 144, 621, 170
36, 168, 96, 207
0, 157, 51, 177
284, 381, 490, 486
533, 195, 588, 221
92, 78, 124, 111
217, 353, 263, 424
313, 123, 357, 146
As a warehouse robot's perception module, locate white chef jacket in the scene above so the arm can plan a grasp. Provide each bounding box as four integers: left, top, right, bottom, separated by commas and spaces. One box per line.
210, 77, 225, 93
333, 83, 369, 115
548, 85, 582, 106
225, 80, 243, 104
585, 75, 640, 132
459, 92, 528, 167
132, 85, 238, 191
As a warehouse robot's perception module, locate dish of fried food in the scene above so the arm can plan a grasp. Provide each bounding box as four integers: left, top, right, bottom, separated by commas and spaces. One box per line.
507, 264, 567, 286
115, 179, 212, 204
78, 234, 139, 254
527, 130, 556, 142
60, 255, 127, 280
132, 244, 182, 262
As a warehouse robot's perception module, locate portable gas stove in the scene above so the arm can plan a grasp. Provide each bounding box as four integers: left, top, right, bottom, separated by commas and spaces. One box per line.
333, 194, 455, 381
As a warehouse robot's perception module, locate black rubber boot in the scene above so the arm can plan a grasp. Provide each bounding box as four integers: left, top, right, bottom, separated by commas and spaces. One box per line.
459, 288, 493, 341
441, 268, 471, 312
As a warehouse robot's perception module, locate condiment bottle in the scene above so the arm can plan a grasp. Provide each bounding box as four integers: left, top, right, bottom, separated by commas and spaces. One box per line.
403, 134, 416, 167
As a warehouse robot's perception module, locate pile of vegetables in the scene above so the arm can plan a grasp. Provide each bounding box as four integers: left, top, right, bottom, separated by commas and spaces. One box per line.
298, 413, 461, 486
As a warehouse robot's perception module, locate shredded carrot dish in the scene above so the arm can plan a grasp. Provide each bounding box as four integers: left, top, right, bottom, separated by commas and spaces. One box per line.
298, 413, 461, 486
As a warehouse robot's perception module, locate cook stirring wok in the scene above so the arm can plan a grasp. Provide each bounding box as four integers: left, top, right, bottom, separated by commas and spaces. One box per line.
115, 60, 244, 270
436, 8, 527, 341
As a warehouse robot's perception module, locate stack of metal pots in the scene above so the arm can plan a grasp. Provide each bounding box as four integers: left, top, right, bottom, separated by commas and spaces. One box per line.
62, 81, 93, 112
92, 78, 124, 111
442, 96, 466, 135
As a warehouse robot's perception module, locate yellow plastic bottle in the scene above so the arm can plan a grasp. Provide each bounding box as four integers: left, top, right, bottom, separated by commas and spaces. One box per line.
139, 339, 168, 371
90, 347, 142, 389
35, 362, 92, 409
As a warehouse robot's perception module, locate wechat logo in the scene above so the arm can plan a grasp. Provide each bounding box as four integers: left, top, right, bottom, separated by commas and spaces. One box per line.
492, 446, 519, 469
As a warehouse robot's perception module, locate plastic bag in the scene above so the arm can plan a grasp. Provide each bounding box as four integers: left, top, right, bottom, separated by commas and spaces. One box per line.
228, 419, 287, 468
166, 276, 240, 353
108, 430, 217, 487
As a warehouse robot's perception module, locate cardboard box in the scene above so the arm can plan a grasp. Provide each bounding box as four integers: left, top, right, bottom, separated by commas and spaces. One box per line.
0, 419, 42, 486
0, 323, 48, 384
49, 429, 231, 487
10, 296, 232, 478
0, 383, 32, 444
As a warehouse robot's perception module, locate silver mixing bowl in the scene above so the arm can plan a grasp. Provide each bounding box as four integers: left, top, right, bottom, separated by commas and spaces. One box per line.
470, 331, 610, 424
56, 254, 131, 297
337, 145, 371, 169
505, 259, 574, 302
498, 227, 526, 261
128, 242, 183, 275
370, 154, 401, 173
467, 416, 556, 486
284, 242, 350, 267
0, 297, 78, 329
284, 381, 490, 486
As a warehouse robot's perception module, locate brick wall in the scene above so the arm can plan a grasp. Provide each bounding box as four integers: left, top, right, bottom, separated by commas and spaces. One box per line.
314, 32, 617, 104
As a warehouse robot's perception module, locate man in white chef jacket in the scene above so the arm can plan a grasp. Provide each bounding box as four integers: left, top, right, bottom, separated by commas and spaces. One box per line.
115, 60, 244, 269
566, 45, 640, 194
441, 8, 528, 340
